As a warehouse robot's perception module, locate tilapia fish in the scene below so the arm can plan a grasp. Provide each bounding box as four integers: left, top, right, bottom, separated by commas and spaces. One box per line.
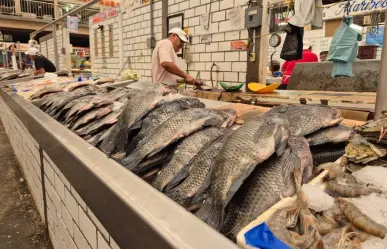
30, 86, 63, 100
70, 106, 113, 131
128, 97, 205, 153
54, 95, 95, 121
121, 108, 236, 173
103, 88, 140, 102
152, 127, 225, 192
165, 132, 233, 205
221, 136, 313, 239
62, 82, 93, 92
65, 96, 113, 124
47, 90, 95, 116
195, 113, 290, 231
266, 104, 343, 136
307, 125, 354, 146
99, 86, 172, 155
76, 111, 121, 137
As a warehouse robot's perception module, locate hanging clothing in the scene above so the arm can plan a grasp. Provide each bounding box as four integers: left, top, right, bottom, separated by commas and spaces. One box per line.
327, 16, 362, 77
289, 0, 323, 28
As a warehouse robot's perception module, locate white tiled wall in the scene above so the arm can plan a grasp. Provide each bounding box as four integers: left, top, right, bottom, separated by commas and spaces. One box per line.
0, 98, 120, 249
168, 0, 250, 88
39, 29, 66, 71
90, 16, 122, 79
90, 0, 249, 87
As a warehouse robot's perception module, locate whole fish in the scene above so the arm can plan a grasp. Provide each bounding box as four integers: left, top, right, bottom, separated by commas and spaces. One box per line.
128, 97, 205, 153
76, 111, 121, 137
221, 136, 313, 239
47, 89, 95, 116
62, 82, 93, 92
63, 95, 96, 122
70, 106, 113, 131
99, 86, 172, 155
306, 125, 354, 146
121, 108, 236, 173
266, 104, 343, 136
30, 86, 63, 100
152, 127, 225, 192
165, 132, 232, 206
195, 113, 290, 231
54, 95, 94, 121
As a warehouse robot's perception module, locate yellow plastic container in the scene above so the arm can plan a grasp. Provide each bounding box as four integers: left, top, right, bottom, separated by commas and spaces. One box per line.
248, 83, 281, 94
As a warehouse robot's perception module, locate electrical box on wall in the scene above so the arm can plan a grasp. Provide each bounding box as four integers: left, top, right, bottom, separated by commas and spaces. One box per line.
245, 6, 262, 28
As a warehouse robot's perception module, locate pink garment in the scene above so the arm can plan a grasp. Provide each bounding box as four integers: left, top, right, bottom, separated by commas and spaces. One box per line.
151, 39, 178, 86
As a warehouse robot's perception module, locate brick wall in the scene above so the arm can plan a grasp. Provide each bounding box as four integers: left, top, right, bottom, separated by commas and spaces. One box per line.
0, 98, 120, 249
90, 15, 121, 79
168, 0, 250, 89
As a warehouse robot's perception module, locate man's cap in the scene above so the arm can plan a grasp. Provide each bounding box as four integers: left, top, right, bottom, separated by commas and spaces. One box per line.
303, 41, 311, 50
168, 28, 189, 43
25, 47, 38, 55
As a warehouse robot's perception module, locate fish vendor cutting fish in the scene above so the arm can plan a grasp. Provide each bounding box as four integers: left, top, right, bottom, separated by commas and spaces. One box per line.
152, 28, 201, 87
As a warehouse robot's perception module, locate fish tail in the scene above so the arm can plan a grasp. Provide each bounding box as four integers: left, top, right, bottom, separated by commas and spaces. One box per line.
195, 198, 224, 231
120, 148, 147, 172
165, 187, 185, 202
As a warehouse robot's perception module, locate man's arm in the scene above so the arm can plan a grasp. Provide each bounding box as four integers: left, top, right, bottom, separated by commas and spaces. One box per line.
34, 57, 46, 75
161, 61, 188, 78
35, 68, 45, 75
159, 42, 197, 85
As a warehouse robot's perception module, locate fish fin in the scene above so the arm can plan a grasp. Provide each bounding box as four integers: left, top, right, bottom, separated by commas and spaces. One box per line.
275, 132, 288, 156
164, 167, 190, 192
121, 147, 148, 172
165, 188, 187, 204
195, 198, 224, 231
99, 124, 123, 154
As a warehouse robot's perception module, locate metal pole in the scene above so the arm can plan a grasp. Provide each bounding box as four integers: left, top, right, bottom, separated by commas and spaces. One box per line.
374, 10, 387, 120
162, 0, 168, 39
30, 0, 100, 38
52, 24, 60, 70
17, 41, 22, 69
258, 0, 269, 84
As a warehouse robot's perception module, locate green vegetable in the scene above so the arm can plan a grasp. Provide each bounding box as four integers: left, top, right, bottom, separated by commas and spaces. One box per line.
220, 82, 245, 92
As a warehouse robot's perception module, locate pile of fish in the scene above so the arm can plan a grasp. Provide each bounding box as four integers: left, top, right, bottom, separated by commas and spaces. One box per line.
259, 161, 387, 249
0, 69, 34, 82
35, 84, 359, 243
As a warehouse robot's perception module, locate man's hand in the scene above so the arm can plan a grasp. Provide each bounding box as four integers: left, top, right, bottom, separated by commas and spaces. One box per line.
184, 74, 197, 85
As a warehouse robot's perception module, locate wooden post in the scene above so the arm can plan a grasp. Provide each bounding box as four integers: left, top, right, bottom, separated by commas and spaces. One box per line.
258, 0, 269, 85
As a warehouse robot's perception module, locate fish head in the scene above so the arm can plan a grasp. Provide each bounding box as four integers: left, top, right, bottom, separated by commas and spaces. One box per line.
326, 108, 344, 126
219, 109, 237, 127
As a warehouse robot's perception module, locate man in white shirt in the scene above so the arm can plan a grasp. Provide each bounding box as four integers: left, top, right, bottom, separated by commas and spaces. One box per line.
152, 28, 198, 86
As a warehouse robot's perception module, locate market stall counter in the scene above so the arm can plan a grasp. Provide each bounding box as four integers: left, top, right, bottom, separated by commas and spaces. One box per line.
0, 86, 238, 249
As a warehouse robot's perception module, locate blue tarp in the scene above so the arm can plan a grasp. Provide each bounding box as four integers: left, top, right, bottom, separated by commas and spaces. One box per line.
244, 223, 292, 249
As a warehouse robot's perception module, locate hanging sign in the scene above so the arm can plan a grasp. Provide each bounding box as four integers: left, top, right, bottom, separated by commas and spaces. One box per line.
366, 26, 385, 46
231, 40, 248, 51
67, 16, 79, 33
90, 7, 120, 25
323, 0, 387, 20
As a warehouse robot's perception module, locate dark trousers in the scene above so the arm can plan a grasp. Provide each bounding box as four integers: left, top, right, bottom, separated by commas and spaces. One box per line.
277, 84, 288, 90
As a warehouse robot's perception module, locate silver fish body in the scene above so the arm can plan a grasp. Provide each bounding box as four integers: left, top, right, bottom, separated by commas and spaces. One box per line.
221, 136, 313, 239
195, 113, 290, 231
152, 127, 225, 192
121, 108, 236, 173
306, 125, 354, 146
165, 132, 232, 205
266, 104, 343, 136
